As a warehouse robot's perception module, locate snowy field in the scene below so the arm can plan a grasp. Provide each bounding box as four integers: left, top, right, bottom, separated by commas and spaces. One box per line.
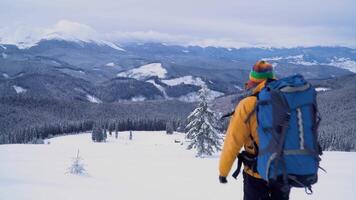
0, 131, 355, 200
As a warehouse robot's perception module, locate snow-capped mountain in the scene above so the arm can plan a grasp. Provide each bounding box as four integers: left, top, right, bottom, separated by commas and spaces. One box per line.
1, 35, 355, 103
0, 20, 124, 51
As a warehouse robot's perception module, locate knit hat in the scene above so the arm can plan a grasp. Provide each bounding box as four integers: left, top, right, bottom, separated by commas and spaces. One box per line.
245, 60, 274, 89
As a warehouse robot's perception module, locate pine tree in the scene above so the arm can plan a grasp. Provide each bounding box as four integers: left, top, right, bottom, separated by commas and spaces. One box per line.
185, 85, 222, 157
166, 121, 174, 135
129, 131, 133, 140
67, 149, 86, 175
92, 123, 106, 142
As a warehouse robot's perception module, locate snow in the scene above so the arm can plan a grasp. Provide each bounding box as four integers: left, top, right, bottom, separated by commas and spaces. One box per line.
0, 131, 355, 200
1, 52, 7, 58
262, 56, 284, 61
0, 44, 7, 49
131, 96, 146, 101
105, 62, 116, 67
178, 90, 223, 102
0, 20, 125, 51
86, 94, 102, 103
117, 63, 167, 80
315, 87, 331, 92
234, 85, 243, 90
13, 85, 27, 94
262, 55, 318, 66
2, 73, 9, 78
162, 75, 205, 86
328, 57, 356, 73
161, 76, 223, 102
262, 55, 356, 72
146, 79, 168, 98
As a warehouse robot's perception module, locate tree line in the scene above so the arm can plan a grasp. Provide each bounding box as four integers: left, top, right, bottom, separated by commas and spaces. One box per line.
0, 96, 193, 144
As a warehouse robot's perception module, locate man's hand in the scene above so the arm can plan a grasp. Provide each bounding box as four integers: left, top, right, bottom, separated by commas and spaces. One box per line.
219, 176, 228, 184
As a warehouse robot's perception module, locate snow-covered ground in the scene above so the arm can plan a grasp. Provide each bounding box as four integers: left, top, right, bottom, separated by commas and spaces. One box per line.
117, 63, 167, 80
105, 62, 116, 67
146, 80, 168, 98
0, 131, 355, 200
161, 75, 205, 86
12, 85, 27, 94
86, 94, 102, 103
315, 87, 331, 92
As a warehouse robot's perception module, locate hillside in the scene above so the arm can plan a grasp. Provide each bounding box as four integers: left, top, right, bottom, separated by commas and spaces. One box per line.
1, 41, 355, 103
212, 74, 356, 151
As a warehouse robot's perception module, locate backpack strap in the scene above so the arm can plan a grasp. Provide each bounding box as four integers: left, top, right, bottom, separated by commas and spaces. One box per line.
232, 150, 259, 179
220, 111, 235, 120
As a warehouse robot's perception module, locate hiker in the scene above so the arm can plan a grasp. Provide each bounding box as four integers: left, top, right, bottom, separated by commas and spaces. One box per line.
218, 61, 291, 200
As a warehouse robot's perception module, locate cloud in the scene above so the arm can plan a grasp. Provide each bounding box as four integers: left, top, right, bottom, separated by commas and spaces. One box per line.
1, 18, 355, 49
1, 0, 355, 48
105, 31, 193, 44
43, 20, 99, 41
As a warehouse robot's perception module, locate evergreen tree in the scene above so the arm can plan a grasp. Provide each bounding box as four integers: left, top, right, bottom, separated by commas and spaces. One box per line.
67, 149, 86, 175
185, 85, 222, 157
129, 131, 133, 140
115, 123, 119, 139
92, 123, 106, 142
166, 121, 174, 135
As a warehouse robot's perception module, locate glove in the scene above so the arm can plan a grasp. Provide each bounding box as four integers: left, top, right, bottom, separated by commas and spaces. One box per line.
219, 176, 228, 184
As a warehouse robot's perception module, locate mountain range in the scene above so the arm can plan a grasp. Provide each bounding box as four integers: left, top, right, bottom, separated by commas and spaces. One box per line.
1, 37, 355, 103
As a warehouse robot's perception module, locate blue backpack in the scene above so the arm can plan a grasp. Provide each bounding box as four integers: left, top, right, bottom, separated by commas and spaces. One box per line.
256, 74, 323, 192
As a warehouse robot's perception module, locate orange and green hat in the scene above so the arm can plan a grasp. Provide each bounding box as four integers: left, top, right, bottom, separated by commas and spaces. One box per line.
245, 60, 275, 89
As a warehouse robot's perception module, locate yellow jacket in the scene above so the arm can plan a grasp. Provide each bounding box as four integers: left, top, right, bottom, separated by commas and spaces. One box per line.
219, 81, 267, 179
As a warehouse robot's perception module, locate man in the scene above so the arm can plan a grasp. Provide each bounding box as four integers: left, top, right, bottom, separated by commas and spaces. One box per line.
218, 61, 291, 200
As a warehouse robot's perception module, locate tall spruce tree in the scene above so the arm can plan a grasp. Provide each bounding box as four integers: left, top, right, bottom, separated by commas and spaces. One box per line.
185, 85, 222, 157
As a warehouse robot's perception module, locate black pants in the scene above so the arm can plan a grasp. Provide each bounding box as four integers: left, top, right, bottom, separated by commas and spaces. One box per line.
243, 172, 290, 200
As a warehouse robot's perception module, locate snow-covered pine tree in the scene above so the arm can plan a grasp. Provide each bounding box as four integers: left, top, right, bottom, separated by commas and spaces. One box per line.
185, 85, 222, 157
67, 149, 86, 175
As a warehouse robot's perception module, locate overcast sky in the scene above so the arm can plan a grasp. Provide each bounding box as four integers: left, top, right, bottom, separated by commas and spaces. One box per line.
0, 0, 355, 47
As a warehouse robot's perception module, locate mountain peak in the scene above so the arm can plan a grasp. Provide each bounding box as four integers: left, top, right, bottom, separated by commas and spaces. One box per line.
0, 20, 125, 51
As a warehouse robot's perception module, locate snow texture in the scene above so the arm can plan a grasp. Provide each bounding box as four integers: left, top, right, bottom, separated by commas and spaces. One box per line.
117, 63, 167, 80
315, 87, 331, 92
0, 131, 355, 200
328, 57, 356, 73
185, 86, 222, 157
2, 73, 9, 78
262, 55, 318, 66
86, 94, 102, 104
161, 76, 223, 101
105, 62, 116, 67
131, 96, 146, 102
13, 85, 27, 94
262, 55, 356, 73
146, 79, 168, 98
1, 52, 7, 58
162, 75, 205, 86
178, 90, 223, 102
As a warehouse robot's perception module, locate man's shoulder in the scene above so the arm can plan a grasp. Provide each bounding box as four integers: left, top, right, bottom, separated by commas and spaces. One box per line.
235, 95, 257, 113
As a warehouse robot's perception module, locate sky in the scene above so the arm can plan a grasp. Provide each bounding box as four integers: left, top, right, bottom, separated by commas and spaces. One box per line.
0, 0, 355, 48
